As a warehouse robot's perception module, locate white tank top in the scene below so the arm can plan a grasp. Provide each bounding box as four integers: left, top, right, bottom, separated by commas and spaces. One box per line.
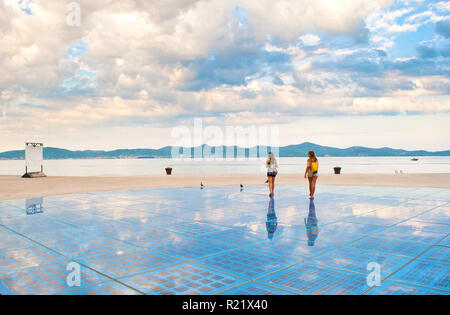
268, 161, 277, 172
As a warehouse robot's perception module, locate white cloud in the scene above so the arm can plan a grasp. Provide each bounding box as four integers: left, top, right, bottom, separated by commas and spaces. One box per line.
0, 0, 449, 150
432, 1, 450, 12
351, 96, 450, 114
245, 0, 393, 40
366, 7, 420, 34
299, 34, 321, 46
0, 0, 393, 100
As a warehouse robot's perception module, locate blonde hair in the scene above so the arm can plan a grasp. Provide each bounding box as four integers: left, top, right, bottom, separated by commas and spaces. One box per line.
268, 152, 278, 166
308, 151, 318, 162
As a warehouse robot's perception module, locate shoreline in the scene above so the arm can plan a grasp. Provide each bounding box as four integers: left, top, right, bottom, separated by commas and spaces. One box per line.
0, 173, 449, 201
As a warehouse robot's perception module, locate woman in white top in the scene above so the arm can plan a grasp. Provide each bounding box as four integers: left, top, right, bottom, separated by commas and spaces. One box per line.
266, 152, 278, 196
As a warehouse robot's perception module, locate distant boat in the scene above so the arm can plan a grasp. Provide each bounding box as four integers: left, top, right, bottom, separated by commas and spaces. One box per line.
411, 158, 419, 161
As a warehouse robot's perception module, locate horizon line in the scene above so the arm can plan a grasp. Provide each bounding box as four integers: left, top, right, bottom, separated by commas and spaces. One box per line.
1, 142, 450, 154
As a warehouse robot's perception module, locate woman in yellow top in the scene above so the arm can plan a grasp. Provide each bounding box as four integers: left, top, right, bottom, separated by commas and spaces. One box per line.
304, 151, 319, 199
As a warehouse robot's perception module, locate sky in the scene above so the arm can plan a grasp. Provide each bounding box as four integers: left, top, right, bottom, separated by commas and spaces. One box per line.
0, 0, 449, 151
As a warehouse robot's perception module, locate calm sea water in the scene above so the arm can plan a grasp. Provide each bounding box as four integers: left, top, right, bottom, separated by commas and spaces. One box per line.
0, 157, 449, 176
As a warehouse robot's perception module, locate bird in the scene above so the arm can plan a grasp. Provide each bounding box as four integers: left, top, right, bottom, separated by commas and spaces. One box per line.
200, 182, 204, 189
240, 184, 244, 191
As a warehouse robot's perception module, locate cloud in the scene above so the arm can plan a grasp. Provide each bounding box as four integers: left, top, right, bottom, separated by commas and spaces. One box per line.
416, 45, 438, 59
436, 20, 450, 38
0, 0, 449, 150
299, 34, 321, 46
366, 7, 416, 34
432, 1, 450, 12
244, 0, 393, 42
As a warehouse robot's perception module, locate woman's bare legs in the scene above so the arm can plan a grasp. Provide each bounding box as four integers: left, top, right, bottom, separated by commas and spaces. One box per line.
308, 176, 313, 197
268, 177, 275, 195
311, 176, 318, 198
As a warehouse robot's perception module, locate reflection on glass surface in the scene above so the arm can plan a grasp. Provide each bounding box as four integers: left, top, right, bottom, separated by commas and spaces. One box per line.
305, 198, 319, 246
26, 197, 44, 215
266, 196, 278, 240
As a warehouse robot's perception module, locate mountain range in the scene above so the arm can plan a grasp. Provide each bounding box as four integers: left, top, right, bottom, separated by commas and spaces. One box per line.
0, 142, 449, 160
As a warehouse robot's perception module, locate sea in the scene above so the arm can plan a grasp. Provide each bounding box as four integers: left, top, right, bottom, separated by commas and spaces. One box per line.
0, 156, 449, 176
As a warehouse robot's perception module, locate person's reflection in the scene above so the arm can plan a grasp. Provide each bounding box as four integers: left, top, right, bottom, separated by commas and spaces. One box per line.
26, 197, 44, 215
304, 198, 319, 246
266, 196, 278, 240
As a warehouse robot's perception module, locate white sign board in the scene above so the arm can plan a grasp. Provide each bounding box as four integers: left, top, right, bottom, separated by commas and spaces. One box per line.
25, 145, 43, 173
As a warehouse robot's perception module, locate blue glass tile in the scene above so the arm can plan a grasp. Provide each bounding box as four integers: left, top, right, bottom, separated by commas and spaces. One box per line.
107, 229, 188, 248
346, 236, 430, 258
1, 216, 71, 235
366, 280, 448, 295
196, 249, 297, 279
320, 222, 385, 235
413, 213, 450, 225
61, 281, 142, 295
0, 262, 108, 295
413, 191, 450, 201
390, 261, 449, 291
398, 221, 450, 234
47, 237, 140, 259
152, 237, 237, 260
116, 215, 186, 230
308, 247, 410, 278
372, 226, 446, 244
120, 263, 246, 295
0, 227, 34, 251
197, 229, 267, 247
219, 282, 296, 295
0, 185, 447, 295
268, 223, 365, 246
416, 246, 450, 265
0, 247, 65, 274
0, 204, 24, 218
162, 221, 230, 236
438, 237, 450, 247
343, 216, 404, 226
257, 263, 369, 295
26, 228, 99, 246
247, 237, 332, 260
73, 221, 142, 236
2, 199, 28, 208
77, 250, 180, 278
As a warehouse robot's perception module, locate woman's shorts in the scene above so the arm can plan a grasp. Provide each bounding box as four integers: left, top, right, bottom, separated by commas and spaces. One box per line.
267, 172, 277, 177
308, 171, 318, 178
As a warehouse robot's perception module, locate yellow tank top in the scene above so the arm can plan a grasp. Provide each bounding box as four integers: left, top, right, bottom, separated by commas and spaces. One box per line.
311, 161, 318, 173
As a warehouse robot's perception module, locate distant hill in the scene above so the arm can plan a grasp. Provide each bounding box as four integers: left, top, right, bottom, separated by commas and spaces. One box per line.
0, 143, 449, 160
